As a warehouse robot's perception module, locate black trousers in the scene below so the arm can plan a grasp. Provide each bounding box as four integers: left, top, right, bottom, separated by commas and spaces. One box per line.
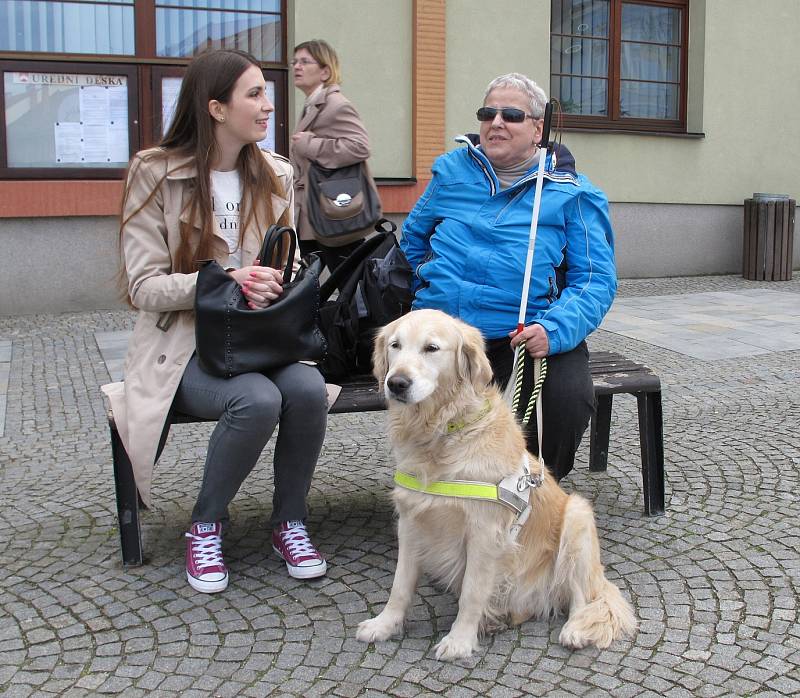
299, 238, 364, 272
486, 339, 595, 481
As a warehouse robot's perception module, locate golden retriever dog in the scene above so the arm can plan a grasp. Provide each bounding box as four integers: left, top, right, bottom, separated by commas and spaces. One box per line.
356, 309, 636, 660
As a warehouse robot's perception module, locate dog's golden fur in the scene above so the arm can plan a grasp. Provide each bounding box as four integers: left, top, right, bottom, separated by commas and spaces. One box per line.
356, 309, 636, 660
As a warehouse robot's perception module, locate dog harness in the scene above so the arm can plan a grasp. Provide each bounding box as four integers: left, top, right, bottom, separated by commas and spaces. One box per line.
394, 454, 542, 542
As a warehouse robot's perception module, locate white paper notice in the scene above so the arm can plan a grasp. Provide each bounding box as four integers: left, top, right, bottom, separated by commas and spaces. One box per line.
108, 123, 129, 162
54, 122, 83, 163
79, 86, 110, 125
82, 123, 110, 162
108, 85, 128, 122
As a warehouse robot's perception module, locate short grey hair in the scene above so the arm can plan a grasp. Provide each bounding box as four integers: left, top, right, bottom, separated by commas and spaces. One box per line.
484, 72, 548, 119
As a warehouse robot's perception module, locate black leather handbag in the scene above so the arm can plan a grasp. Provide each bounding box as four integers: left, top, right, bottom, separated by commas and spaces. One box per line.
305, 160, 381, 243
194, 225, 327, 378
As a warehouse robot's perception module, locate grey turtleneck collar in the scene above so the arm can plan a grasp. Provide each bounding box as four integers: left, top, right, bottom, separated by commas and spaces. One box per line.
493, 148, 540, 190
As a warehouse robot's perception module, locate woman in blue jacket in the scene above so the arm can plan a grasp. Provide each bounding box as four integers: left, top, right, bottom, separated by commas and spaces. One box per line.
401, 72, 617, 480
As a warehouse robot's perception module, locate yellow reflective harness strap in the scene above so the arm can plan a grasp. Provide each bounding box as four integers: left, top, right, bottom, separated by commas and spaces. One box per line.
393, 459, 537, 542
393, 471, 499, 502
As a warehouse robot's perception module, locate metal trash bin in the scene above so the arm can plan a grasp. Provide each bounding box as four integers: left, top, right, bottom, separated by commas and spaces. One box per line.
743, 193, 795, 280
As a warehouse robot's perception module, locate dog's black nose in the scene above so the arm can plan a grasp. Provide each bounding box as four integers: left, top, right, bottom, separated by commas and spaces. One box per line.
387, 374, 411, 397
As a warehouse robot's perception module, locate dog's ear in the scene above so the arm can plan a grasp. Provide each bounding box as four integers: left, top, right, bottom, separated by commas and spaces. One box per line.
457, 324, 493, 391
372, 322, 390, 385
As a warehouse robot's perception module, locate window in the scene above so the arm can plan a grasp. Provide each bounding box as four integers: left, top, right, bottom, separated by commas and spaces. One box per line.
550, 0, 688, 132
0, 1, 136, 55
154, 0, 282, 60
0, 0, 288, 179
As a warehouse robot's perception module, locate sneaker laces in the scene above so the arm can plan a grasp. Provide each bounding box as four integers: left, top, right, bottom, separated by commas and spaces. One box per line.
279, 522, 317, 557
185, 531, 223, 569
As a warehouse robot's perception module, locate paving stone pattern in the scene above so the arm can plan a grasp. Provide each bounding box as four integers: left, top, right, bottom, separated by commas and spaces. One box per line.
1, 276, 799, 696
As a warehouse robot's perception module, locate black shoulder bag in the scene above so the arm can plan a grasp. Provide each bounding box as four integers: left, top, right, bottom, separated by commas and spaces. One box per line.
194, 225, 327, 378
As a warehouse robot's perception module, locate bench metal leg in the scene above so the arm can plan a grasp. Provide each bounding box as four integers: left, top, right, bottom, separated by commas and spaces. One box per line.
636, 391, 665, 516
110, 421, 143, 566
589, 394, 613, 472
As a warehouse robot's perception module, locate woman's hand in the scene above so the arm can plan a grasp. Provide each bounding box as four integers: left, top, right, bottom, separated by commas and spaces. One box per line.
509, 323, 550, 358
229, 265, 284, 309
290, 130, 315, 156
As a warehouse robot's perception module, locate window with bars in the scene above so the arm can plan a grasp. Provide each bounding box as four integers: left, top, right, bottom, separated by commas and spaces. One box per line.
550, 0, 688, 132
0, 0, 287, 179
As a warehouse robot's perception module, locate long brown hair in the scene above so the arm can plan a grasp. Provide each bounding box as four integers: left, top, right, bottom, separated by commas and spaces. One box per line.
119, 48, 289, 289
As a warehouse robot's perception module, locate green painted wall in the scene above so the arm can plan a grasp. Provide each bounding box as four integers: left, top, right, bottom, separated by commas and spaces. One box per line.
445, 0, 551, 153
290, 0, 413, 179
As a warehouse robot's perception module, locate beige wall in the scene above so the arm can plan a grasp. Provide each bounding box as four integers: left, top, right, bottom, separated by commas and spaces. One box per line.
290, 0, 413, 179
445, 0, 551, 153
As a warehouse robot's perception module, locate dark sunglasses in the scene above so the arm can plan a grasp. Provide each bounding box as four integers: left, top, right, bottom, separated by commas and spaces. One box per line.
476, 106, 536, 123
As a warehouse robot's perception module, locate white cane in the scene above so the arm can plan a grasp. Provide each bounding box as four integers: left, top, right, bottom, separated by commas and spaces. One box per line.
503, 100, 554, 481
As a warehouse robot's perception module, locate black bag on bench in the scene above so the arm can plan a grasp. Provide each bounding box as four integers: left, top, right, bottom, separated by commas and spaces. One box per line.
317, 219, 413, 381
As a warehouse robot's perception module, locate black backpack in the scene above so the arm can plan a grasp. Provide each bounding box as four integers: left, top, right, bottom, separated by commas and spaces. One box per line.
316, 220, 413, 381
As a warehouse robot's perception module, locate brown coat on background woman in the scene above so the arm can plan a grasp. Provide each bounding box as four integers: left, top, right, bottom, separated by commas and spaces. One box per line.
290, 83, 371, 247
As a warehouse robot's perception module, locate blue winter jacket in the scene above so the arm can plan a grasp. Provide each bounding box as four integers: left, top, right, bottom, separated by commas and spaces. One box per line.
400, 136, 617, 355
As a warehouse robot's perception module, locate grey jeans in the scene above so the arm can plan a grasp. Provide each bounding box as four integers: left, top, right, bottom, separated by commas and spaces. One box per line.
173, 356, 328, 527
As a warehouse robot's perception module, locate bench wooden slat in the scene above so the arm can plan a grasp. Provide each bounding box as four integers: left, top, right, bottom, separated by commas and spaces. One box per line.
329, 377, 385, 414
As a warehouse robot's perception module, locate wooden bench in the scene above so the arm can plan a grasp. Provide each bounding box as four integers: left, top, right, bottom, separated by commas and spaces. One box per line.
110, 350, 663, 566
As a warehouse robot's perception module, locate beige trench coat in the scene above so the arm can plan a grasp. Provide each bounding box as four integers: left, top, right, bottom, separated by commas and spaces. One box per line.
102, 148, 295, 507
290, 84, 374, 246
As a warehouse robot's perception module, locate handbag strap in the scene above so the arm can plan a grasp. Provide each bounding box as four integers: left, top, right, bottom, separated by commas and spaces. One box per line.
318, 219, 397, 303
258, 225, 296, 284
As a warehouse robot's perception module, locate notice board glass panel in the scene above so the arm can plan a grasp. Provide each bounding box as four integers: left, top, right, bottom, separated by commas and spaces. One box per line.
4, 70, 131, 168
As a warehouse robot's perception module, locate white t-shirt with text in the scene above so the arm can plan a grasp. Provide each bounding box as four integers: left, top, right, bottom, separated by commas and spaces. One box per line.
211, 169, 243, 269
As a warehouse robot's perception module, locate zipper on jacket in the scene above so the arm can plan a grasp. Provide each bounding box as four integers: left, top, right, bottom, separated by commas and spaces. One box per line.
546, 276, 558, 304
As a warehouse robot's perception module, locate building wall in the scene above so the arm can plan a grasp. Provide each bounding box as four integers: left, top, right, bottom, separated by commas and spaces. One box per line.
440, 0, 800, 207
0, 216, 122, 314
291, 0, 414, 179
1, 0, 798, 315
1, 204, 795, 314
444, 0, 551, 150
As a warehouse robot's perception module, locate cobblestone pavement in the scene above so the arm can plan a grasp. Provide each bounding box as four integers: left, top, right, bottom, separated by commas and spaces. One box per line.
1, 275, 799, 697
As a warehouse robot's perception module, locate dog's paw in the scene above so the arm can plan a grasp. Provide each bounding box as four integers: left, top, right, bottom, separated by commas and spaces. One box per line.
356, 613, 403, 643
559, 620, 590, 649
559, 611, 616, 649
433, 632, 480, 660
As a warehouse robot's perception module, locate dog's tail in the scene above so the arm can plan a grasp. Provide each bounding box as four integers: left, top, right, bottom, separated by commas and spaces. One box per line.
553, 494, 637, 648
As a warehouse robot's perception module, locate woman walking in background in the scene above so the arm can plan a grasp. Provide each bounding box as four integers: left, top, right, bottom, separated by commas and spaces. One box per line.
290, 39, 375, 270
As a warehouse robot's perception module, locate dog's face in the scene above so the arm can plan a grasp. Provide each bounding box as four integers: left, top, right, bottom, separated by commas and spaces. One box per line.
373, 309, 493, 405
